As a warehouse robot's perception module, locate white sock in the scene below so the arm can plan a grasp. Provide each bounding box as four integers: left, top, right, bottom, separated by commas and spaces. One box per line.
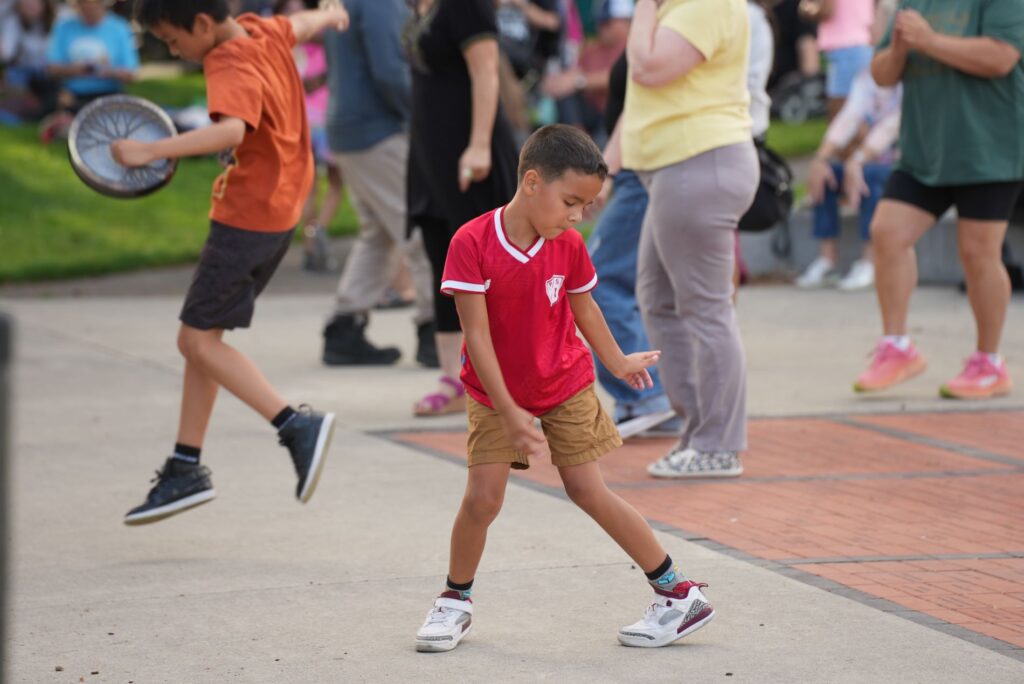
884, 335, 910, 350
984, 352, 1003, 367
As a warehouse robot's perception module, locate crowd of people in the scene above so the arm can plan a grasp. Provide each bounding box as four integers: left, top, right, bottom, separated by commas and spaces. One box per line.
2, 0, 1021, 463
3, 0, 1020, 655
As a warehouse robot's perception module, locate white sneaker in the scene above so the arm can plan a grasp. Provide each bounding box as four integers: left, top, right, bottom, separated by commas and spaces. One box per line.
795, 256, 836, 288
647, 447, 743, 479
837, 259, 875, 291
618, 581, 715, 648
415, 593, 473, 652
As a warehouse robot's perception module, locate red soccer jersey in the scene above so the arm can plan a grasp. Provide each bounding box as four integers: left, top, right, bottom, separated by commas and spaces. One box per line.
442, 206, 599, 415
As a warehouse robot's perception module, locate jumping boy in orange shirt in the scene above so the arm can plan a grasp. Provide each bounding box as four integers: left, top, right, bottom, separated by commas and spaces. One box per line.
112, 0, 349, 524
415, 125, 716, 651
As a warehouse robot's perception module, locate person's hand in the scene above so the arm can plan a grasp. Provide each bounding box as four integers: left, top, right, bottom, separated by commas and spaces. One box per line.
584, 175, 614, 220
895, 9, 935, 53
843, 157, 869, 211
807, 156, 837, 204
458, 144, 491, 192
501, 405, 550, 461
541, 69, 583, 99
110, 139, 156, 168
798, 0, 824, 21
318, 0, 350, 30
614, 351, 661, 391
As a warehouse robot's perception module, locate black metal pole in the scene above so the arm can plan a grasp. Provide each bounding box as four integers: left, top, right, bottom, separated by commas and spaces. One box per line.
0, 314, 10, 682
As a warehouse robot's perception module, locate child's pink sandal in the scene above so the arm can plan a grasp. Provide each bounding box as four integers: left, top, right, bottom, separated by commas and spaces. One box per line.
413, 376, 467, 417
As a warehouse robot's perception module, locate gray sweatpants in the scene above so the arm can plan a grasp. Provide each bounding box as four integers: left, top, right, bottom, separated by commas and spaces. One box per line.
637, 142, 759, 453
332, 132, 434, 324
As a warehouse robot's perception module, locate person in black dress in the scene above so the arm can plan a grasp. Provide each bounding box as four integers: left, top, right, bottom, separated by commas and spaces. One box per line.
405, 0, 519, 416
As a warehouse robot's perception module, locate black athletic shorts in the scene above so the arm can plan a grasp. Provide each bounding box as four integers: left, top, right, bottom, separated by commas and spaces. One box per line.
883, 169, 1024, 221
180, 220, 294, 331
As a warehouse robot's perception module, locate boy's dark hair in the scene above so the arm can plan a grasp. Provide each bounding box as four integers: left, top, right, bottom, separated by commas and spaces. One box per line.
518, 124, 608, 184
135, 0, 231, 30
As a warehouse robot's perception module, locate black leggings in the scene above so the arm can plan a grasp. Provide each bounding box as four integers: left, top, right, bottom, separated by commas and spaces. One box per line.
420, 216, 462, 333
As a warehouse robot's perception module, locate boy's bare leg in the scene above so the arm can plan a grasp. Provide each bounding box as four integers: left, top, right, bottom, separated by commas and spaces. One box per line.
448, 462, 511, 584
557, 461, 666, 572
177, 325, 288, 422
176, 357, 220, 447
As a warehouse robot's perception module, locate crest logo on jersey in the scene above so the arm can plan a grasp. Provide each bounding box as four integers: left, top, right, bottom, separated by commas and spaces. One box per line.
545, 275, 565, 306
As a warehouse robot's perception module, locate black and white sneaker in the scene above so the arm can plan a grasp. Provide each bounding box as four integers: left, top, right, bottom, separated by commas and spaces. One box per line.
124, 458, 216, 526
278, 406, 336, 503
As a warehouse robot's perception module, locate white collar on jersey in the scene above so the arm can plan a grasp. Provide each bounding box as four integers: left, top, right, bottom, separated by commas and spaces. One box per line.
494, 206, 545, 264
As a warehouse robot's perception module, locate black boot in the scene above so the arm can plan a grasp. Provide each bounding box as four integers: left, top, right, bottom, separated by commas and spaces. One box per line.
322, 313, 401, 365
416, 320, 440, 368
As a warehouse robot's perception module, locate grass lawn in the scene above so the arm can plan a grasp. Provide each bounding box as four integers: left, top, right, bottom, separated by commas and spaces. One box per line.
765, 118, 828, 159
0, 74, 826, 284
0, 124, 359, 284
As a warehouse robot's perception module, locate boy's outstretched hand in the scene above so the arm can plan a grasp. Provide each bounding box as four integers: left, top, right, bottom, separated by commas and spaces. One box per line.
501, 405, 551, 462
318, 0, 350, 30
110, 139, 155, 168
615, 351, 661, 390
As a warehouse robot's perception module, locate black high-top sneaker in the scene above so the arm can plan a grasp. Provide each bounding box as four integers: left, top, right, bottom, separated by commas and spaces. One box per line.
124, 458, 215, 526
278, 406, 336, 503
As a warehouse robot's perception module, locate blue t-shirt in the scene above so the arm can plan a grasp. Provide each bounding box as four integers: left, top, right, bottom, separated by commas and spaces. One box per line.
46, 14, 139, 96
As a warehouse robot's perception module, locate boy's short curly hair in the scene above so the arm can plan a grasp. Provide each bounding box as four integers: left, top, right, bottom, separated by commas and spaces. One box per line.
517, 124, 608, 185
135, 0, 231, 30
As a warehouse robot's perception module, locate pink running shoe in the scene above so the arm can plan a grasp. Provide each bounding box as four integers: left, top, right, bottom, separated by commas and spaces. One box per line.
940, 352, 1013, 400
853, 339, 927, 392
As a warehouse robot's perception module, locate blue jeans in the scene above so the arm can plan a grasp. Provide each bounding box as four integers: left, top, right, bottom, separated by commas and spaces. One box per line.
812, 162, 891, 242
587, 170, 668, 417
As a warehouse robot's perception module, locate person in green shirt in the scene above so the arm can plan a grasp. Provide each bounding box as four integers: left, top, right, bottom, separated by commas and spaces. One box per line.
854, 0, 1023, 401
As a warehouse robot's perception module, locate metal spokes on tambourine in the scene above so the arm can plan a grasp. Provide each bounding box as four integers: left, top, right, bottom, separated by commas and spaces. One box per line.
67, 95, 178, 199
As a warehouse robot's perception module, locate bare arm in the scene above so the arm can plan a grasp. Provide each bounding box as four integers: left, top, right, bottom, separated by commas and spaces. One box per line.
918, 35, 1019, 79
98, 65, 136, 83
604, 116, 623, 177
289, 5, 350, 45
47, 62, 91, 78
569, 292, 659, 390
454, 293, 549, 458
510, 0, 560, 32
110, 116, 246, 167
458, 37, 501, 191
627, 0, 704, 88
897, 9, 1021, 79
871, 45, 909, 86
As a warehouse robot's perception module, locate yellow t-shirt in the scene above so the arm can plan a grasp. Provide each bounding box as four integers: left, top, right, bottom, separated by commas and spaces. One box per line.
622, 0, 752, 171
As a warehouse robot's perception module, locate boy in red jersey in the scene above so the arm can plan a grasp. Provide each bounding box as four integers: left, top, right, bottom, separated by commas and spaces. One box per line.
415, 125, 715, 652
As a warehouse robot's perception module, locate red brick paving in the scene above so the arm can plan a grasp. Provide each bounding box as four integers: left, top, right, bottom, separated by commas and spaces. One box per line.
854, 411, 1024, 463
392, 410, 1024, 652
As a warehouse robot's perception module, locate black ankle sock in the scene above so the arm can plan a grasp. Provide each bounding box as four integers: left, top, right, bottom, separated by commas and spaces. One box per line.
645, 555, 673, 581
446, 576, 473, 600
272, 406, 297, 430
171, 443, 201, 465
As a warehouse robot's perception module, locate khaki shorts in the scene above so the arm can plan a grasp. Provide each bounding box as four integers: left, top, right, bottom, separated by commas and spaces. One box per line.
467, 384, 622, 469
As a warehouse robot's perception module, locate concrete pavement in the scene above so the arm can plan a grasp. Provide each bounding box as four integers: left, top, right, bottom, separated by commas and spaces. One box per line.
3, 247, 1024, 682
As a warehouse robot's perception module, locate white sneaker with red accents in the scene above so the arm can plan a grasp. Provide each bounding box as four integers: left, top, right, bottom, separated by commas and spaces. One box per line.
618, 581, 715, 648
415, 591, 473, 652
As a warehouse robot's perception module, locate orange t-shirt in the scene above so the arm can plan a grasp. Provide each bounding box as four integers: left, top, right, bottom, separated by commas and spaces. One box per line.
203, 14, 313, 232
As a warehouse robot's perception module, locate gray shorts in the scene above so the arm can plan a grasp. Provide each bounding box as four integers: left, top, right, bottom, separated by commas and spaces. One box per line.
179, 221, 294, 331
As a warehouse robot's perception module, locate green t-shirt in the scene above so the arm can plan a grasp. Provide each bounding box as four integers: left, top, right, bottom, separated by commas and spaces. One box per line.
878, 0, 1024, 185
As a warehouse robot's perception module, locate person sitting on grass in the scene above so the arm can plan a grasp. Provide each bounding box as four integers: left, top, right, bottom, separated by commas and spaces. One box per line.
110, 0, 348, 525
414, 124, 716, 653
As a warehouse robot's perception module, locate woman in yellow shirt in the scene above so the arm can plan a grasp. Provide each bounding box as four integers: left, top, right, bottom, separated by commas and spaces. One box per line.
622, 0, 758, 478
